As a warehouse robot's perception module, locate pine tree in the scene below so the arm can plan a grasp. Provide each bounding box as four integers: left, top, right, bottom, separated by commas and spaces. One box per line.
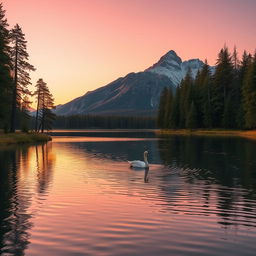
202, 63, 213, 128
230, 47, 242, 128
211, 46, 234, 127
242, 53, 256, 129
157, 87, 168, 128
170, 86, 180, 128
34, 78, 46, 132
20, 96, 31, 132
194, 60, 212, 128
0, 3, 12, 131
238, 51, 252, 128
36, 82, 55, 133
232, 46, 240, 70
42, 108, 56, 132
9, 24, 35, 132
223, 94, 234, 128
179, 71, 193, 128
193, 70, 203, 127
186, 101, 198, 129
163, 88, 173, 128
229, 47, 249, 129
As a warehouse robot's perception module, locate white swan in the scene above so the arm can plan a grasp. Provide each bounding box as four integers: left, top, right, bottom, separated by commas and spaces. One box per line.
129, 151, 149, 168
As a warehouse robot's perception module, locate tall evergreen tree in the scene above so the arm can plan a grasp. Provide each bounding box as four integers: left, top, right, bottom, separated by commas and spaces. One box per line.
211, 46, 234, 127
223, 46, 241, 129
157, 87, 168, 128
231, 47, 244, 128
20, 96, 31, 132
194, 60, 212, 128
232, 46, 240, 70
163, 88, 173, 128
237, 51, 252, 128
170, 86, 180, 129
242, 53, 256, 129
9, 24, 35, 132
36, 82, 55, 133
179, 71, 193, 128
186, 101, 198, 129
0, 3, 12, 131
193, 69, 203, 127
34, 78, 46, 132
223, 94, 235, 128
202, 65, 213, 128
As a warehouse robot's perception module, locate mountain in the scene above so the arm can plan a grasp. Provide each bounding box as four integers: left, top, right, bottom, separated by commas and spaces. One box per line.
145, 50, 204, 85
55, 50, 208, 116
55, 72, 173, 116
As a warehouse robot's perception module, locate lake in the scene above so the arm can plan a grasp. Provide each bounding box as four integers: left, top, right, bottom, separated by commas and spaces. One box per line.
1, 130, 256, 256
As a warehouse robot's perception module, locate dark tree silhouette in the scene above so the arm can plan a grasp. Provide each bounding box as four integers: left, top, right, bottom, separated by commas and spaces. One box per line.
34, 81, 55, 133
157, 46, 256, 131
0, 3, 12, 131
9, 24, 35, 132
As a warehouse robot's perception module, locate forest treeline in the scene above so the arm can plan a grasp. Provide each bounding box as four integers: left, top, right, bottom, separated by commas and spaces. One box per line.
158, 46, 256, 130
53, 115, 156, 129
0, 3, 55, 133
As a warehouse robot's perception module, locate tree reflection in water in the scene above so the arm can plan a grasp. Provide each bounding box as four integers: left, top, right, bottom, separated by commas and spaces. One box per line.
157, 135, 256, 228
0, 142, 55, 256
35, 143, 55, 194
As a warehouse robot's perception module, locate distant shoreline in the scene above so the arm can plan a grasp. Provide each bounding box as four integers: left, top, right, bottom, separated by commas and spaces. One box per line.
156, 129, 256, 139
0, 132, 52, 145
2, 130, 256, 146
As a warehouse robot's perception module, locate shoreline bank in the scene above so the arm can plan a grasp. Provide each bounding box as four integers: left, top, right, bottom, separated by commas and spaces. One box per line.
156, 129, 256, 139
0, 132, 52, 145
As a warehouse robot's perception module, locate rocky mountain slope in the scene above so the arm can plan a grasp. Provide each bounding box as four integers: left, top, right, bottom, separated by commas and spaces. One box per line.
55, 50, 207, 116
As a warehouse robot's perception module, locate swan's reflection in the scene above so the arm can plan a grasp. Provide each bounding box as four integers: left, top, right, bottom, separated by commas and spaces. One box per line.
144, 167, 149, 183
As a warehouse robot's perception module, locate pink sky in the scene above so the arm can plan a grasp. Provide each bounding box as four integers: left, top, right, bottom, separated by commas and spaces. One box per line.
2, 0, 256, 105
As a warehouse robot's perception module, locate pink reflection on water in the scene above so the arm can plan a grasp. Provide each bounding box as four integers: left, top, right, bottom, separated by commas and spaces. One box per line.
52, 136, 159, 142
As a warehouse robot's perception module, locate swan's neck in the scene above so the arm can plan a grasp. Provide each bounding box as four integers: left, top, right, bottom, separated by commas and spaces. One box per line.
144, 154, 149, 166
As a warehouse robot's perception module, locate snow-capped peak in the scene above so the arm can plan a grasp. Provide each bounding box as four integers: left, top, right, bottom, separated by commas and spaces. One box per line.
160, 50, 182, 63
145, 50, 205, 86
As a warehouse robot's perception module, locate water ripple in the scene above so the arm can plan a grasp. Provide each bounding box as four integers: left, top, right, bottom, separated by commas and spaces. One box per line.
1, 136, 256, 256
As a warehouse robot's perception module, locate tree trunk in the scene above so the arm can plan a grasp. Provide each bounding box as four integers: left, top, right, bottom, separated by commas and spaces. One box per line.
41, 109, 45, 133
10, 39, 18, 133
35, 88, 40, 132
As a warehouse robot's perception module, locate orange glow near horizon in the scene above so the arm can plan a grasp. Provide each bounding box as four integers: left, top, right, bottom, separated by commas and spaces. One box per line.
2, 0, 256, 106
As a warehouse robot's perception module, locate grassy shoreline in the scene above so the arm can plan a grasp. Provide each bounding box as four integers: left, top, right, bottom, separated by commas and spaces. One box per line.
0, 132, 52, 145
156, 129, 256, 139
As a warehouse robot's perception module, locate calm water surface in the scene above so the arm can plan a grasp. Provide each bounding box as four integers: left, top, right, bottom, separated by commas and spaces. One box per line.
1, 131, 256, 256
